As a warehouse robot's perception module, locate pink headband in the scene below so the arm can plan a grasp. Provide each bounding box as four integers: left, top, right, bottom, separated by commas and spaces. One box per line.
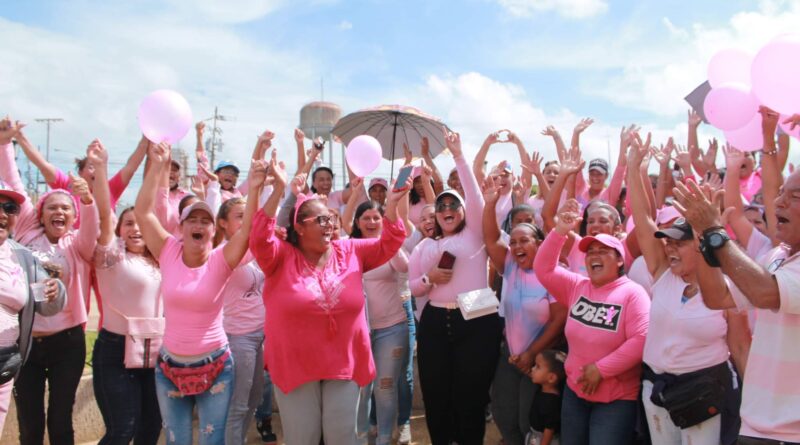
293, 193, 320, 227
37, 189, 80, 225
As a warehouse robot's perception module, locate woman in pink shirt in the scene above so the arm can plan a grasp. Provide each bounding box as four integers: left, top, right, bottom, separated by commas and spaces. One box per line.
349, 195, 410, 445
534, 199, 650, 445
627, 137, 750, 445
0, 175, 66, 436
408, 132, 503, 445
134, 142, 261, 445
88, 141, 163, 445
213, 197, 268, 445
1, 126, 99, 445
249, 159, 407, 445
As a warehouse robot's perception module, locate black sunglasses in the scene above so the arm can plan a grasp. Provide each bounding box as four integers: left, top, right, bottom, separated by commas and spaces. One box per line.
0, 201, 20, 215
435, 201, 462, 213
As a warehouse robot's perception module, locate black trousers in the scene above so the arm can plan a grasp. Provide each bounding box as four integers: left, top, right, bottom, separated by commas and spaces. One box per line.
417, 305, 503, 445
92, 329, 161, 445
14, 325, 86, 445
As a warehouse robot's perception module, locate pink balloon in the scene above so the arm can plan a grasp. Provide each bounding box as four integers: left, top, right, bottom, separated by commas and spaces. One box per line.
724, 112, 764, 152
345, 135, 382, 177
707, 48, 752, 88
703, 83, 759, 131
137, 90, 193, 144
752, 34, 800, 114
780, 114, 800, 140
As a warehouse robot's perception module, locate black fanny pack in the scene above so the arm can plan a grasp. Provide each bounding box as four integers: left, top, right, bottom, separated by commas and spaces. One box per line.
644, 361, 729, 429
0, 345, 22, 384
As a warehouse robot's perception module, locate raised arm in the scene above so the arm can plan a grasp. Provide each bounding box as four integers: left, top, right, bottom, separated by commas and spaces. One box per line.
508, 131, 533, 192
223, 158, 268, 269
482, 178, 508, 272
134, 143, 172, 259
472, 132, 498, 186
446, 130, 484, 229
722, 144, 757, 247
12, 127, 60, 185
652, 142, 675, 208
541, 126, 567, 162
627, 133, 667, 278
687, 110, 708, 177
541, 148, 584, 233
759, 107, 782, 244
534, 200, 583, 306
777, 133, 790, 173
70, 171, 99, 262
341, 177, 363, 236
293, 128, 306, 175
114, 135, 148, 187
420, 137, 444, 194
352, 181, 409, 271
571, 118, 593, 195
87, 140, 114, 246
524, 151, 549, 199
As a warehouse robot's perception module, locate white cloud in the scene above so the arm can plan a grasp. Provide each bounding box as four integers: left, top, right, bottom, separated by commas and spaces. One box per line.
497, 0, 608, 19
338, 20, 353, 30
166, 0, 284, 23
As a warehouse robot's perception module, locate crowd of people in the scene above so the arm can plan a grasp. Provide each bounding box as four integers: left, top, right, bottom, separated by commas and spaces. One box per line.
0, 105, 799, 445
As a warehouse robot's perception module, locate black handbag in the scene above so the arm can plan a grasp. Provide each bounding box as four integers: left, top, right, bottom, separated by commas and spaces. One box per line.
657, 372, 725, 428
0, 345, 21, 384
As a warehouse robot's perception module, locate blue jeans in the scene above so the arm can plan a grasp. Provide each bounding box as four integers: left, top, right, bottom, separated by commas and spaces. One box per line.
398, 298, 416, 426
92, 329, 161, 445
560, 384, 637, 445
358, 321, 409, 445
225, 331, 265, 445
155, 347, 234, 445
254, 369, 274, 420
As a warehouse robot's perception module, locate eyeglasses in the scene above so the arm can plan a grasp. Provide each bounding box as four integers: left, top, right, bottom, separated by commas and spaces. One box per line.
302, 214, 333, 227
435, 202, 462, 213
0, 202, 20, 215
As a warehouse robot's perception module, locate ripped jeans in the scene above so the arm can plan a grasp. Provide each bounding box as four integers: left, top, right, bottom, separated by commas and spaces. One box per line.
154, 347, 234, 445
357, 321, 409, 445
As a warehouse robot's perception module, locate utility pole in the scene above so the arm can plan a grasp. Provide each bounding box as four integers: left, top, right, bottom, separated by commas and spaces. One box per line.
205, 107, 230, 168
34, 118, 63, 163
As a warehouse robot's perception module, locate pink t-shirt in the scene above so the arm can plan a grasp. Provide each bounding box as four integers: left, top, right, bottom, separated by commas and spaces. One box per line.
534, 232, 650, 403
0, 242, 27, 347
249, 210, 405, 393
158, 237, 233, 355
50, 168, 127, 211
409, 154, 486, 304
729, 246, 800, 442
408, 201, 426, 228
643, 270, 729, 374
93, 238, 162, 336
363, 250, 408, 330
739, 169, 762, 203
221, 251, 266, 336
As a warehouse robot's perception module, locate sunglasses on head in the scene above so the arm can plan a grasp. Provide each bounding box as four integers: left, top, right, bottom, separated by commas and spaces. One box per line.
302, 214, 333, 228
0, 201, 20, 215
435, 201, 462, 212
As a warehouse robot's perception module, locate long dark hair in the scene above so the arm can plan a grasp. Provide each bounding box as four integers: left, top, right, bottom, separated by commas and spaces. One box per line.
409, 177, 434, 205
579, 202, 621, 237
502, 204, 536, 234
115, 207, 155, 262
350, 201, 384, 239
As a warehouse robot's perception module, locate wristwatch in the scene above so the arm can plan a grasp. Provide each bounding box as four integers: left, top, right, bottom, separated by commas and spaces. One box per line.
421, 274, 432, 287
699, 229, 730, 268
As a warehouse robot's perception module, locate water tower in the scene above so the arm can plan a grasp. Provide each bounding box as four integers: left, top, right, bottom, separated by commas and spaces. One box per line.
299, 101, 344, 187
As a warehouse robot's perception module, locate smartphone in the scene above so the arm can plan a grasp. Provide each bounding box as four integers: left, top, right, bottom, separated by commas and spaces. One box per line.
393, 164, 414, 191
313, 137, 325, 151
437, 251, 456, 270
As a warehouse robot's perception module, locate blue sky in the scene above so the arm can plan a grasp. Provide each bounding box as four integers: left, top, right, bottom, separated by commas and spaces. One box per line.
2, 0, 798, 206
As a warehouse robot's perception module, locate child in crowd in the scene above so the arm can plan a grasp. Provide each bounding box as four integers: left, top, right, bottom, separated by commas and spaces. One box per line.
527, 350, 566, 445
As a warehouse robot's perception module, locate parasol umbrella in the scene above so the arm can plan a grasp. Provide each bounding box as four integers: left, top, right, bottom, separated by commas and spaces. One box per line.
332, 104, 451, 180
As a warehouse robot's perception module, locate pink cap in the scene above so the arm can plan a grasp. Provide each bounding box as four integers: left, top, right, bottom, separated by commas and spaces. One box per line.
656, 206, 681, 226
0, 180, 25, 205
578, 233, 626, 263
368, 178, 388, 190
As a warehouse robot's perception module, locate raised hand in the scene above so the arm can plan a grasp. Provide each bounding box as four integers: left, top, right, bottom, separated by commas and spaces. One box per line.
444, 129, 463, 158
574, 118, 594, 134
249, 158, 270, 189
507, 130, 521, 145
148, 142, 170, 165
69, 172, 92, 204
0, 117, 25, 145
627, 132, 650, 168
723, 143, 745, 170
387, 175, 413, 204
672, 180, 724, 232
688, 109, 702, 128
421, 137, 430, 158
759, 105, 779, 137
197, 162, 218, 183
783, 114, 800, 131
672, 143, 692, 173
521, 151, 543, 176
403, 143, 413, 165
294, 128, 305, 143
555, 198, 582, 235
702, 138, 719, 171
483, 176, 500, 204
619, 124, 639, 153
196, 121, 205, 135
190, 175, 206, 199
705, 173, 723, 192
512, 175, 531, 204
86, 139, 108, 168
560, 146, 585, 176
265, 149, 286, 189
540, 125, 559, 138
290, 173, 308, 197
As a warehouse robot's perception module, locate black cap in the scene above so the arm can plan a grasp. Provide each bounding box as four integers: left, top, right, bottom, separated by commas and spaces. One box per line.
654, 218, 694, 241
588, 158, 608, 174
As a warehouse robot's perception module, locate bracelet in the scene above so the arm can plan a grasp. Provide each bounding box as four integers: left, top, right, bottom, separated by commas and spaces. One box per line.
762, 149, 777, 156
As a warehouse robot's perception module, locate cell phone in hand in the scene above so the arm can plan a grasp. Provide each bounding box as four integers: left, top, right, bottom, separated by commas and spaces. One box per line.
313, 137, 325, 151
437, 251, 456, 270
393, 165, 414, 191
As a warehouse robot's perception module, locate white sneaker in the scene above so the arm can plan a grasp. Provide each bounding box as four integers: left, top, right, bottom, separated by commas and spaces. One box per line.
397, 423, 411, 445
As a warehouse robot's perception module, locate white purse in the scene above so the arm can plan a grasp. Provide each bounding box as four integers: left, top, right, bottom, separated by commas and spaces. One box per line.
457, 288, 500, 320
